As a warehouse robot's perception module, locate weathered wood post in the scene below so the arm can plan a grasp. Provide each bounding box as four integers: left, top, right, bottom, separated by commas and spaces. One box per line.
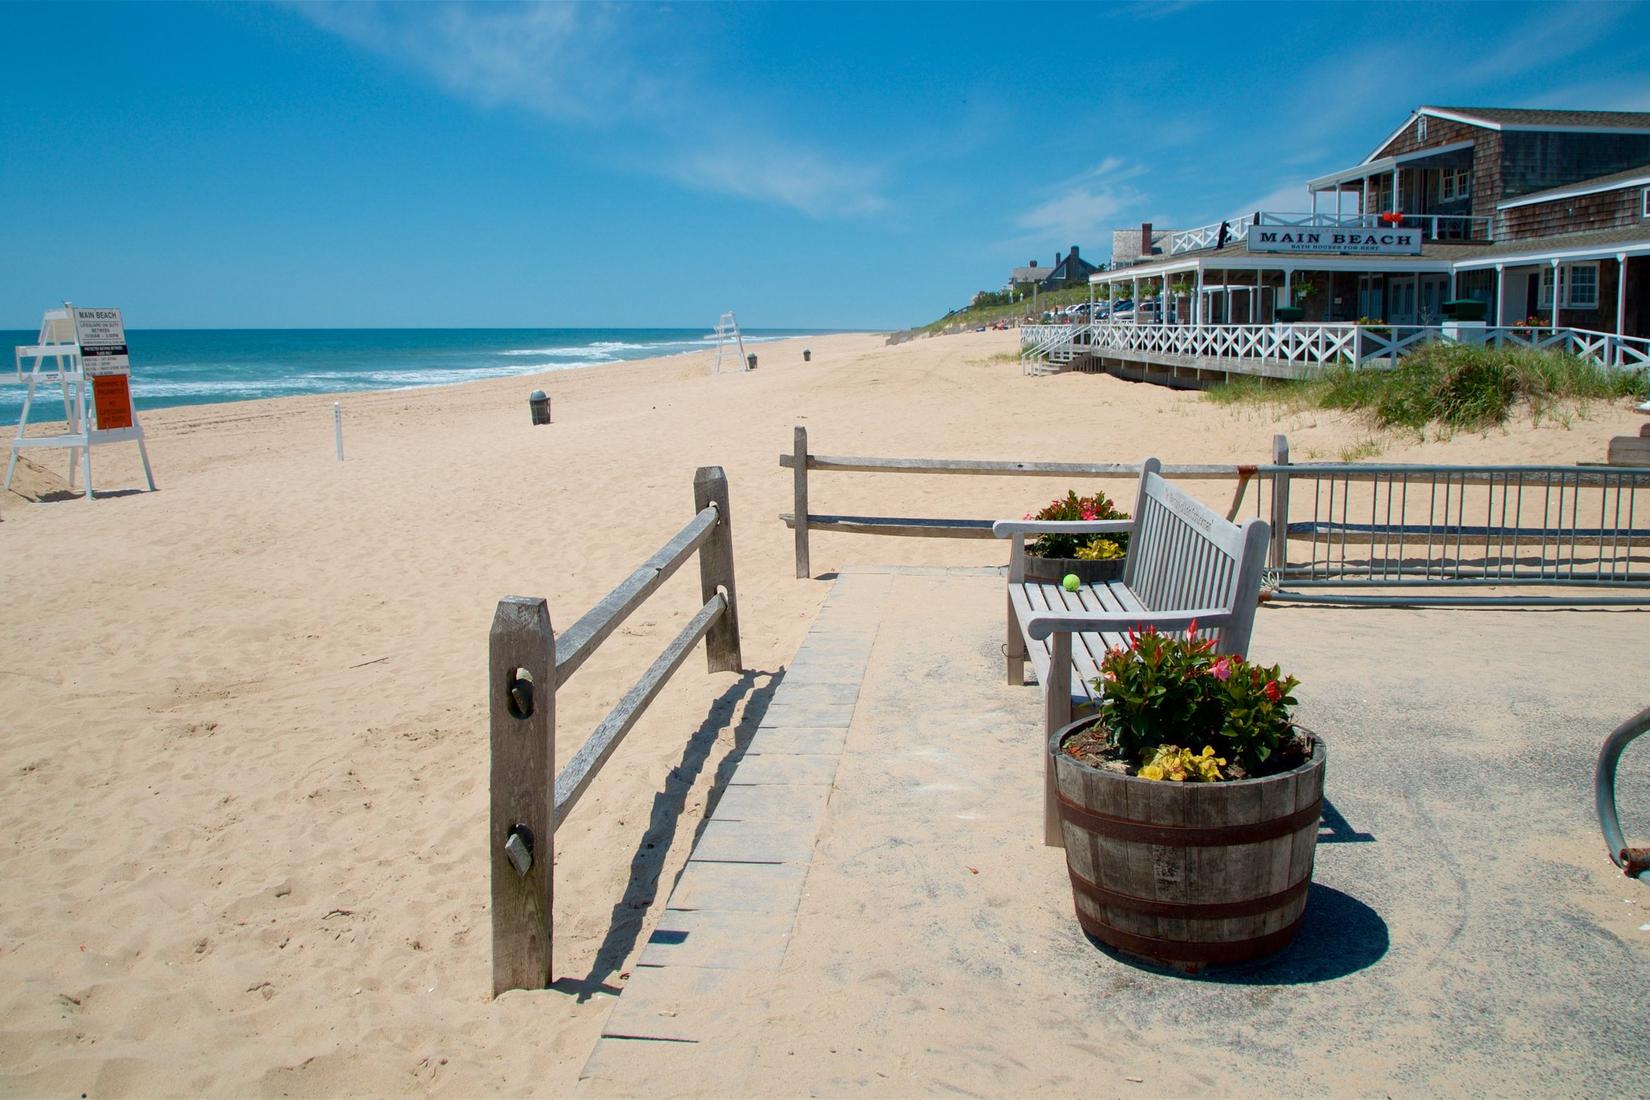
792, 426, 811, 579
1269, 434, 1290, 570
489, 596, 555, 997
694, 466, 743, 673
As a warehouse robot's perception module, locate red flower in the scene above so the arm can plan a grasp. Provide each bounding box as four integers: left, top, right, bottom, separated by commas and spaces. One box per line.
1264, 680, 1282, 703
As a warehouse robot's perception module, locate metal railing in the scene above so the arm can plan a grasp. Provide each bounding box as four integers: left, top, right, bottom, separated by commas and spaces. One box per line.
1027, 321, 1650, 374
1271, 460, 1650, 595
1597, 706, 1650, 882
487, 466, 742, 995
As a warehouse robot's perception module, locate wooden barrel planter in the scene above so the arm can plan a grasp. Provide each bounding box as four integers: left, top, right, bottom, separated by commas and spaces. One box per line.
1050, 718, 1325, 971
1023, 554, 1126, 585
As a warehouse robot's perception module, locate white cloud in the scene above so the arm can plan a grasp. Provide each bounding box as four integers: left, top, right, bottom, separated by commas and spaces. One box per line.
295, 2, 886, 218
1014, 159, 1149, 241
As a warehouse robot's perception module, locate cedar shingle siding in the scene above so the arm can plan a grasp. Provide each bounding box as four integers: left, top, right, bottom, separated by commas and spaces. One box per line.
1503, 186, 1650, 239
1499, 132, 1650, 198
1372, 116, 1502, 221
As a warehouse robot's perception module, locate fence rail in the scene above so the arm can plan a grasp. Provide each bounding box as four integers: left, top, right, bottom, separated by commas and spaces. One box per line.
488, 466, 741, 996
1025, 321, 1650, 374
780, 428, 1650, 603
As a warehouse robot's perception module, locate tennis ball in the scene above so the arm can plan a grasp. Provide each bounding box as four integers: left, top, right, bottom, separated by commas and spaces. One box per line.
1062, 573, 1081, 592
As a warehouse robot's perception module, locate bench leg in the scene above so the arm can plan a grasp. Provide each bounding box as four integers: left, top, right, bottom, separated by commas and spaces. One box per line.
1043, 633, 1072, 848
1006, 591, 1026, 686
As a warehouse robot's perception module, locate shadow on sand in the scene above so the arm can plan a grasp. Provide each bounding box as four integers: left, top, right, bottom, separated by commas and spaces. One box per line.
562, 666, 782, 1001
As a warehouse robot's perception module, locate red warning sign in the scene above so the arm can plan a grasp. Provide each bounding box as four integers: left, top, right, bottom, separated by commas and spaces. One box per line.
92, 374, 134, 430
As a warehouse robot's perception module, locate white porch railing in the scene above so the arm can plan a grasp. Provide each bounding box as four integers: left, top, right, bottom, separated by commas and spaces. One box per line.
1167, 215, 1255, 255
1024, 321, 1650, 373
1256, 210, 1494, 242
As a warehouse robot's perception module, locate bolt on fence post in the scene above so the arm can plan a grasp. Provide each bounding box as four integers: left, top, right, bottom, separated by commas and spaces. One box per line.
793, 425, 811, 579
489, 596, 555, 997
694, 466, 743, 673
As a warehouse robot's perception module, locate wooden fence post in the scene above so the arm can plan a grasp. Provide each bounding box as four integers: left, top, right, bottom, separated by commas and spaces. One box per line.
1269, 434, 1290, 571
694, 466, 743, 673
793, 426, 811, 579
489, 596, 555, 997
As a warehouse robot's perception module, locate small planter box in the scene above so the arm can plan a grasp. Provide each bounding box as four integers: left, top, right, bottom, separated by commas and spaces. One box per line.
1023, 555, 1126, 585
1051, 717, 1325, 970
1275, 307, 1306, 323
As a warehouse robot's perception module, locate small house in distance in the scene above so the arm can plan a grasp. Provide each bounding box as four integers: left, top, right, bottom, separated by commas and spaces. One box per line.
1009, 246, 1101, 292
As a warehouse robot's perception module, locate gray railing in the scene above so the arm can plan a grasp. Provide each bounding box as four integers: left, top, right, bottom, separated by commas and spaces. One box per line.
487, 466, 741, 995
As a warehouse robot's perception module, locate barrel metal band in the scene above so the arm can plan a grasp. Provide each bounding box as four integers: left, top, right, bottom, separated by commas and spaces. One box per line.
1056, 794, 1322, 847
1075, 908, 1306, 965
1067, 865, 1310, 920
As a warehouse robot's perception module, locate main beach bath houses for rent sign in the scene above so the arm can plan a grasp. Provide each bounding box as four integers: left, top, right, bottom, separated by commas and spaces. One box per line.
1247, 226, 1422, 256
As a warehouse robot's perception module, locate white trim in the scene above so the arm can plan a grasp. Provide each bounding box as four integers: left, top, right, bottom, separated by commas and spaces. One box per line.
1498, 173, 1650, 210
1315, 140, 1475, 190
1643, 187, 1650, 219
1092, 254, 1453, 284
1363, 111, 1421, 164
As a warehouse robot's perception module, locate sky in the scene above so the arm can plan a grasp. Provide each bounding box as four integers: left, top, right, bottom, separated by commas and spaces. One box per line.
3, 0, 1649, 331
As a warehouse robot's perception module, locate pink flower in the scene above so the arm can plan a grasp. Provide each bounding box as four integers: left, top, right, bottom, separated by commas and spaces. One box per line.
1264, 680, 1282, 703
1212, 657, 1232, 681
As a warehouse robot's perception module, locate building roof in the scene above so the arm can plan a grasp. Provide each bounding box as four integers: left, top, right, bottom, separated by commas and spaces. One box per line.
1010, 266, 1046, 283
1449, 222, 1650, 268
1424, 106, 1650, 131
1496, 161, 1650, 209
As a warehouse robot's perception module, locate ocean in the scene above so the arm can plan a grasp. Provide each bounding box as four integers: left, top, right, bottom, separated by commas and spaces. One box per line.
0, 327, 834, 422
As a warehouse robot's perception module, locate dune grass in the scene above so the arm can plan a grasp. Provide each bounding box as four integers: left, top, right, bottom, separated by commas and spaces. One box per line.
1206, 344, 1643, 433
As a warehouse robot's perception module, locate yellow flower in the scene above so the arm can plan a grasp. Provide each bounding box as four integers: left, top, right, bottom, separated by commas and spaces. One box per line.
1138, 764, 1165, 781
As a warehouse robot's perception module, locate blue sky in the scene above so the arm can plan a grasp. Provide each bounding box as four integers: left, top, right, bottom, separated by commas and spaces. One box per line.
3, 1, 1648, 330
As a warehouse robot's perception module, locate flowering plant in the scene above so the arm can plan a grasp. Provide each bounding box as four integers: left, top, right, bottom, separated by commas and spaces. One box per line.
1062, 626, 1302, 781
1025, 489, 1130, 560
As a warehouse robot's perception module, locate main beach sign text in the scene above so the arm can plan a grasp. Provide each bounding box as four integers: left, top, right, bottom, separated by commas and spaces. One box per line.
1246, 227, 1422, 256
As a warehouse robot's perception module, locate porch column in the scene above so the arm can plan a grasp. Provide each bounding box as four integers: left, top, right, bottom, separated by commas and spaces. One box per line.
1448, 270, 1456, 299
1392, 167, 1400, 214
1362, 176, 1370, 219
1494, 264, 1504, 326
1224, 270, 1232, 324
1250, 271, 1259, 323
1311, 190, 1319, 221
1194, 267, 1204, 325
1551, 258, 1562, 329
1162, 273, 1170, 325
1617, 252, 1630, 366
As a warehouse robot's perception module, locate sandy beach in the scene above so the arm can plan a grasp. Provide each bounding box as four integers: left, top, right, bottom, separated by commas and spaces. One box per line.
1, 329, 1646, 1096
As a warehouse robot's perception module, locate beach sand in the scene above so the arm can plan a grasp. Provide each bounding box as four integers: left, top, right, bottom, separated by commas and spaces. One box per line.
0, 330, 1644, 1096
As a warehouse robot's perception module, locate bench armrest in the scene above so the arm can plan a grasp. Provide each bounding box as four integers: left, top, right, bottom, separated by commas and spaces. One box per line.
1025, 608, 1233, 641
992, 519, 1135, 539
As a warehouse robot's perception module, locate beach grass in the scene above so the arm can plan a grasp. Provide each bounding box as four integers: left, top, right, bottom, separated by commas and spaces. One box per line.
1206, 345, 1643, 432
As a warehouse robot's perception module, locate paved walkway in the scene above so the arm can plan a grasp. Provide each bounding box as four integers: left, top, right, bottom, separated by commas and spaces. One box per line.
580, 567, 1650, 1096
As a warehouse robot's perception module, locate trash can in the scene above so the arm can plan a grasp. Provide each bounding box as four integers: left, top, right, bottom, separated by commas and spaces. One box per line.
529, 389, 551, 425
803, 348, 812, 362
746, 354, 758, 370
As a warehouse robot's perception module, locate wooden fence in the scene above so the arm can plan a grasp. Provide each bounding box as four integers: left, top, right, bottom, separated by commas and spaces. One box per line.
488, 465, 741, 996
781, 425, 1286, 578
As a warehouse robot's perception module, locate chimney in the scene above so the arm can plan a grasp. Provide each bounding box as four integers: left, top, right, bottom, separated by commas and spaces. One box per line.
1055, 252, 1064, 270
1070, 245, 1080, 262
1028, 259, 1038, 268
1140, 223, 1153, 255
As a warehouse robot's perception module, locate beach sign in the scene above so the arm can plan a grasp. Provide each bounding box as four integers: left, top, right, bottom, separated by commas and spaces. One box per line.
74, 307, 130, 374
92, 374, 135, 430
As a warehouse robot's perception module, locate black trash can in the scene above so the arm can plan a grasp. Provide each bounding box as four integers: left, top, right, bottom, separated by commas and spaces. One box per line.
529, 389, 551, 425
746, 353, 758, 370
803, 348, 812, 362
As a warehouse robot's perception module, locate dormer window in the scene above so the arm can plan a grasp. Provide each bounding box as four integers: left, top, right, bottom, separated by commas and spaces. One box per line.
1417, 115, 1427, 143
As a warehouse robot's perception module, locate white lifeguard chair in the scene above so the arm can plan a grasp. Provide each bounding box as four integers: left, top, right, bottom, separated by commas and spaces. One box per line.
711, 310, 749, 374
6, 302, 156, 500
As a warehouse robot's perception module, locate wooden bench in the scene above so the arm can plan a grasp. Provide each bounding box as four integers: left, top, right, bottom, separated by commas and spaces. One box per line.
993, 458, 1270, 845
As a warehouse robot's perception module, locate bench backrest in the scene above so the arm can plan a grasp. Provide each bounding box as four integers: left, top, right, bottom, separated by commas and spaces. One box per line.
1124, 458, 1269, 656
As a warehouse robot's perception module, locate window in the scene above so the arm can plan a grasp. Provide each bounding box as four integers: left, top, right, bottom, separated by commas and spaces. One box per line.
1643, 186, 1649, 218
1440, 168, 1471, 202
1539, 262, 1600, 310
1417, 116, 1428, 143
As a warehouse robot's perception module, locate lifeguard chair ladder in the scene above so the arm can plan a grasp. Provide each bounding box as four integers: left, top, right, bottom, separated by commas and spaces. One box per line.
6, 302, 156, 500
711, 310, 749, 374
